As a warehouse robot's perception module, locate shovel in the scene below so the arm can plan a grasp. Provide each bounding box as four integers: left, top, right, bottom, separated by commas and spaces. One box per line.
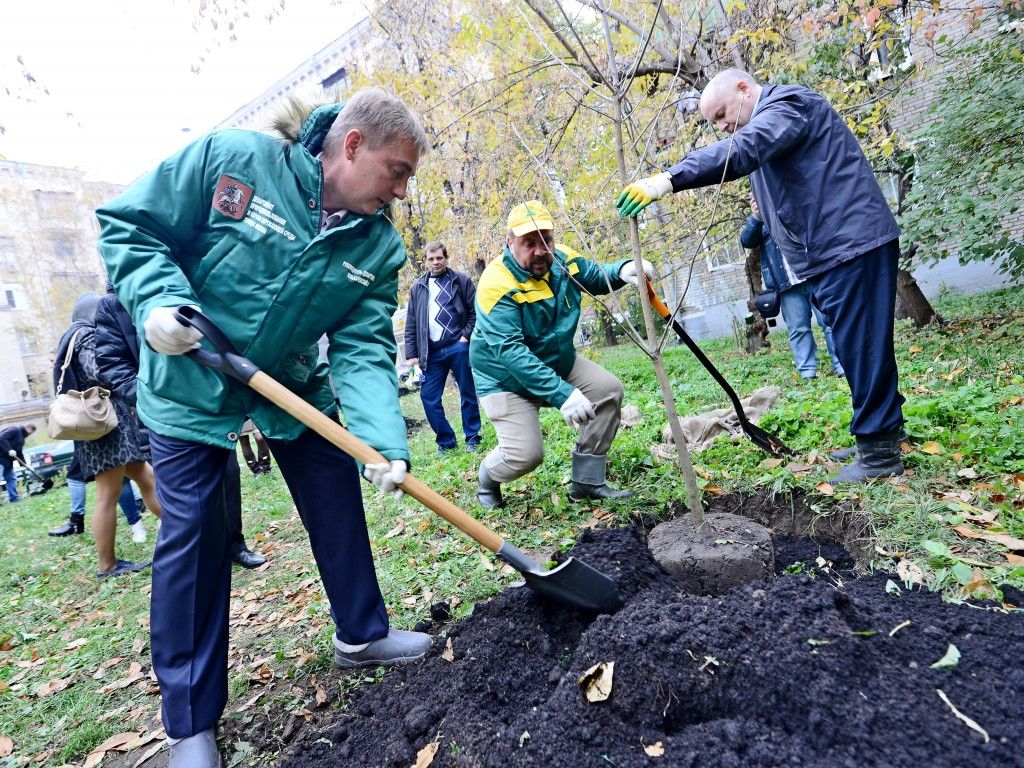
173, 307, 621, 613
644, 277, 794, 457
15, 460, 54, 495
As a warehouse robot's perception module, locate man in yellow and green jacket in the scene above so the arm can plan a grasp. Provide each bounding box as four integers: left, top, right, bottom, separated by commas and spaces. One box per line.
470, 200, 651, 508
98, 88, 432, 768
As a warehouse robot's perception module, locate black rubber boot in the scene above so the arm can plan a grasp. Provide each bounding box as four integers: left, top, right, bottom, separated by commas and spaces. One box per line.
568, 451, 634, 502
49, 516, 85, 537
476, 463, 504, 509
830, 428, 909, 462
829, 428, 905, 483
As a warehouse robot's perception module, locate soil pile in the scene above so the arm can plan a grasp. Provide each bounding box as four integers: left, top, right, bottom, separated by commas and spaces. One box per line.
285, 528, 1024, 768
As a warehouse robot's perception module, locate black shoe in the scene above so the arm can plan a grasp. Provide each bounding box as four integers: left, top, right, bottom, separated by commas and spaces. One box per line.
466, 441, 481, 453
49, 516, 85, 537
256, 459, 272, 474
332, 629, 432, 669
245, 459, 260, 475
437, 445, 457, 453
97, 559, 150, 579
232, 549, 267, 569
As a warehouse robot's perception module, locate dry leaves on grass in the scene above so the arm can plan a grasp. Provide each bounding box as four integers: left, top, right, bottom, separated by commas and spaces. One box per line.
0, 736, 12, 757
952, 525, 1024, 552
82, 731, 140, 768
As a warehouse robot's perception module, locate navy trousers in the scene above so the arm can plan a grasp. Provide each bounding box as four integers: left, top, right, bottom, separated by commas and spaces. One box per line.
419, 341, 481, 449
149, 424, 388, 739
808, 239, 905, 437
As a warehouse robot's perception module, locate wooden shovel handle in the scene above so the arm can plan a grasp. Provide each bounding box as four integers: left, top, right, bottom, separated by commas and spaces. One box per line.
248, 371, 504, 553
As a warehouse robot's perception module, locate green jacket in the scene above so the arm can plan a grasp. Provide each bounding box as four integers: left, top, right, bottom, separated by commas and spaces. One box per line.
96, 104, 410, 462
469, 244, 628, 406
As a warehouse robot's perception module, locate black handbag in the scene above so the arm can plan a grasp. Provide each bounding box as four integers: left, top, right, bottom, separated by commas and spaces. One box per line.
754, 289, 781, 320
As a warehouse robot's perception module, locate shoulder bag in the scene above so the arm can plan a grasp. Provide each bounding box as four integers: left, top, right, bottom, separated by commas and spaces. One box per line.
48, 329, 119, 441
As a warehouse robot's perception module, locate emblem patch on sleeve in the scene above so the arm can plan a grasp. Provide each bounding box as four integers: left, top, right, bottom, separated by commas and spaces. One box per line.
213, 175, 255, 220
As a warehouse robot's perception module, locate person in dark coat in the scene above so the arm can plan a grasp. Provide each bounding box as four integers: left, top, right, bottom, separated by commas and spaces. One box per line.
94, 282, 265, 568
403, 241, 481, 453
0, 424, 37, 503
53, 291, 160, 577
616, 68, 905, 483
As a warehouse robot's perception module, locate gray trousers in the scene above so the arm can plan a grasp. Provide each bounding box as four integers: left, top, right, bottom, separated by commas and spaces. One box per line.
480, 356, 623, 483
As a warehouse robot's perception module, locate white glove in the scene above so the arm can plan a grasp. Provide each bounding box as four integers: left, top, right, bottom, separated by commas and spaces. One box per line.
560, 388, 597, 428
144, 306, 203, 355
619, 259, 655, 286
7, 450, 15, 458
363, 459, 407, 500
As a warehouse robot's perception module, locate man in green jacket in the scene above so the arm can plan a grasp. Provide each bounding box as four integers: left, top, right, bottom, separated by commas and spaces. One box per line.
98, 88, 431, 768
470, 200, 651, 508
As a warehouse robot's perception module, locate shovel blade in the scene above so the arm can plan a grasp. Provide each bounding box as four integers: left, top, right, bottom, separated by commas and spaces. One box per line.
742, 422, 794, 457
497, 542, 621, 613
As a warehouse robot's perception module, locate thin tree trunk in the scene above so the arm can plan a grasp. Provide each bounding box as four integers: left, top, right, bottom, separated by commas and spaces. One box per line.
896, 267, 943, 327
743, 246, 770, 353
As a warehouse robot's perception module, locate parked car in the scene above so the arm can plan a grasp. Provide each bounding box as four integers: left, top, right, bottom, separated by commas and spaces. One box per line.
21, 441, 75, 482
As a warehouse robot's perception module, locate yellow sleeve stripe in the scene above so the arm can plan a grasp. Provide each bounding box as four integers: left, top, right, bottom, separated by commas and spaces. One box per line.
477, 261, 554, 313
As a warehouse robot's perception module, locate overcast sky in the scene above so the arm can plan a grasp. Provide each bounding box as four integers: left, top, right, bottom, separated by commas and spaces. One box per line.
1, 0, 366, 185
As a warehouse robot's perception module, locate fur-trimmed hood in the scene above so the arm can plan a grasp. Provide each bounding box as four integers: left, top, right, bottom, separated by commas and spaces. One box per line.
270, 97, 344, 157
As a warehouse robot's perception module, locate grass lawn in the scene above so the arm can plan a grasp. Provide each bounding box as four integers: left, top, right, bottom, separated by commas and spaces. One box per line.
1, 285, 1022, 766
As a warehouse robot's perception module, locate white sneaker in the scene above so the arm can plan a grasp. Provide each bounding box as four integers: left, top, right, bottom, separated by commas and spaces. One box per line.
129, 520, 147, 543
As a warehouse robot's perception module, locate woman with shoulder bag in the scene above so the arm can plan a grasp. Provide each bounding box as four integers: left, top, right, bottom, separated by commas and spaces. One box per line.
53, 291, 162, 579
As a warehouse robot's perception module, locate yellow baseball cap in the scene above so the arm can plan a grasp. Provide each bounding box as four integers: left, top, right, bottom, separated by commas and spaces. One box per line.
507, 200, 554, 236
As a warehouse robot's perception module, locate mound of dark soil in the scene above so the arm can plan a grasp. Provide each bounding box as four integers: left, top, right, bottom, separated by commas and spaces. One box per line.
284, 527, 1023, 768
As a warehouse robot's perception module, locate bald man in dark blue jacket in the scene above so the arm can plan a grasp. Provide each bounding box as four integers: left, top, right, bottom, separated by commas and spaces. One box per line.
617, 68, 905, 482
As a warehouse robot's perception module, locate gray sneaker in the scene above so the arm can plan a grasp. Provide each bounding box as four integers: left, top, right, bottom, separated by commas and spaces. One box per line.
168, 728, 221, 768
332, 629, 432, 669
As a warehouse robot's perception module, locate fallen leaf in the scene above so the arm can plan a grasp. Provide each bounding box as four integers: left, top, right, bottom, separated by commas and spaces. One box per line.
702, 484, 724, 496
131, 741, 164, 768
931, 644, 961, 670
920, 441, 943, 455
579, 661, 614, 703
909, 345, 923, 353
758, 458, 784, 469
441, 638, 454, 662
412, 741, 439, 768
644, 741, 665, 757
956, 468, 978, 480
0, 736, 12, 757
952, 526, 1024, 551
478, 552, 495, 571
38, 677, 71, 697
785, 462, 812, 473
815, 482, 835, 496
1002, 552, 1024, 564
896, 559, 925, 585
65, 638, 88, 651
83, 731, 141, 767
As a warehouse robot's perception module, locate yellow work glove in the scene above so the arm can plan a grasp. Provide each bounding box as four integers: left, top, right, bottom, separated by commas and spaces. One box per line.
615, 172, 673, 217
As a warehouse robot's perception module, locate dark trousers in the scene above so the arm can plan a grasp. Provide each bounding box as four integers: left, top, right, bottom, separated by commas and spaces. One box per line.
149, 425, 388, 739
809, 239, 905, 437
420, 341, 481, 449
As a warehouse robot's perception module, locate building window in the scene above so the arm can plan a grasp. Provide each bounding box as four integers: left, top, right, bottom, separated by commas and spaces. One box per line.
33, 190, 77, 219
705, 234, 745, 271
15, 328, 37, 354
5, 289, 15, 308
0, 236, 16, 270
321, 66, 349, 90
50, 232, 79, 262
